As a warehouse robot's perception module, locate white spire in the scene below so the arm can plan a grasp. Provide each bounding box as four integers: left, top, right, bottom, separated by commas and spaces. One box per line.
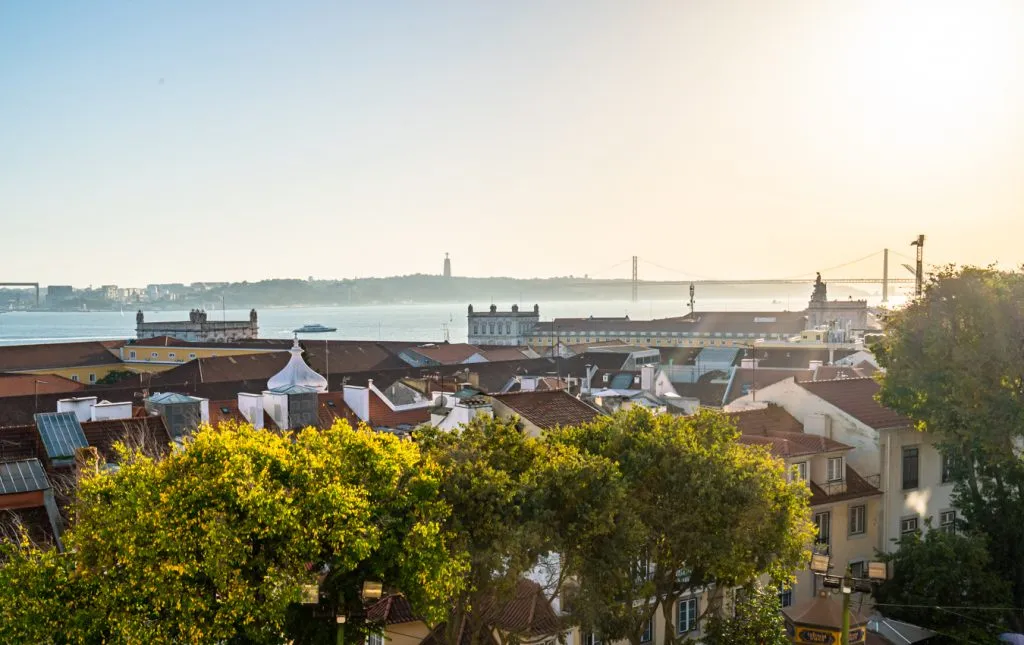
267, 335, 328, 393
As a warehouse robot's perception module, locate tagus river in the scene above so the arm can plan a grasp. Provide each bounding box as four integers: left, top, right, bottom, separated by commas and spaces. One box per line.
0, 296, 899, 347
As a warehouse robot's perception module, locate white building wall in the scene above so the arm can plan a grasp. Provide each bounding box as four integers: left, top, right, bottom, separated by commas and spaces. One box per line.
878, 428, 955, 553
90, 401, 133, 421
238, 393, 265, 429
343, 385, 370, 422
261, 391, 290, 430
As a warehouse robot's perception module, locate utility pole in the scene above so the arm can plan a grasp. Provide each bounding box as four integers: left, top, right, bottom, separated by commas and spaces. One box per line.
840, 573, 852, 645
911, 235, 925, 296
631, 256, 638, 303
688, 282, 695, 315
881, 248, 889, 304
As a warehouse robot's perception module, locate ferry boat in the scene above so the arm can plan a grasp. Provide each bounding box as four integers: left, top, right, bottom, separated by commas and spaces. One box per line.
293, 323, 337, 333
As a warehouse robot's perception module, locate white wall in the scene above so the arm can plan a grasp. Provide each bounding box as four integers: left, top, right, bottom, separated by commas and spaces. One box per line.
343, 385, 370, 422
261, 391, 289, 430
56, 397, 98, 423
878, 428, 955, 553
238, 393, 265, 429
90, 401, 132, 421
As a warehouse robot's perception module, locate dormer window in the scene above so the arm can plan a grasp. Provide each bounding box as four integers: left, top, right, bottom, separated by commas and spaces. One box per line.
827, 456, 844, 482
791, 462, 808, 483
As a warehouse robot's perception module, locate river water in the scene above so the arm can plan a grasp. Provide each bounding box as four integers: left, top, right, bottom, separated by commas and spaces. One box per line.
0, 296, 902, 346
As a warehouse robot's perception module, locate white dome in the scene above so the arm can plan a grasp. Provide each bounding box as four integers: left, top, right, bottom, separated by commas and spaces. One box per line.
267, 337, 328, 393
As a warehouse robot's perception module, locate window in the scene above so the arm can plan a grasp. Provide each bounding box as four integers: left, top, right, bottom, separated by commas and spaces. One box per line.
902, 447, 919, 489
849, 560, 867, 579
189, 353, 197, 359
88, 373, 96, 384
827, 456, 844, 482
472, 324, 478, 335
814, 511, 831, 545
70, 375, 79, 382
367, 634, 384, 645
941, 452, 954, 484
506, 323, 511, 335
778, 585, 793, 608
488, 323, 494, 334
640, 618, 653, 643
151, 352, 159, 358
940, 510, 957, 534
129, 350, 136, 359
677, 597, 698, 633
791, 461, 809, 483
584, 633, 602, 645
900, 516, 919, 537
168, 352, 176, 359
849, 505, 866, 535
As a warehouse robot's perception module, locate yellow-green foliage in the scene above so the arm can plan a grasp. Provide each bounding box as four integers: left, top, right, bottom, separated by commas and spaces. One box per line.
0, 420, 466, 644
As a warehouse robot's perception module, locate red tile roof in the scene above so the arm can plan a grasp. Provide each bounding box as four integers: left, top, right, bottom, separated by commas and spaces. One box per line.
808, 366, 868, 381
730, 405, 804, 435
365, 594, 419, 625
726, 368, 814, 403
0, 341, 124, 372
316, 392, 361, 429
368, 391, 430, 429
798, 378, 910, 430
0, 373, 86, 398
489, 578, 562, 637
0, 423, 43, 462
739, 432, 851, 458
492, 391, 601, 430
80, 416, 172, 462
402, 344, 484, 365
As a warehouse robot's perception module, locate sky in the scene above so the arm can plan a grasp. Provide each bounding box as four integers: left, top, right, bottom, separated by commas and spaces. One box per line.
3, 1, 1024, 287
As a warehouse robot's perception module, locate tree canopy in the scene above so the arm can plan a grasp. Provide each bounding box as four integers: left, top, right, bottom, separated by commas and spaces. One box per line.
873, 525, 1012, 643
547, 409, 814, 645
0, 421, 464, 644
702, 584, 789, 645
875, 266, 1024, 631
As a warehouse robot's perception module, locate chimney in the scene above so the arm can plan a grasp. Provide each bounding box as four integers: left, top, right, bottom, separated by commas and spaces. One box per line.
640, 364, 656, 393
57, 397, 98, 423
90, 401, 133, 422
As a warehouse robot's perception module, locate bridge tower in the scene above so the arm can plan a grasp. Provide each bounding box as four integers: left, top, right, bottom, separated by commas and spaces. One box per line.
911, 235, 925, 296
631, 256, 638, 302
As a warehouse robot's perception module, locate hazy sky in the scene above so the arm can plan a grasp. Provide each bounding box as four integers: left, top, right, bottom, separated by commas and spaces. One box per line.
3, 1, 1024, 287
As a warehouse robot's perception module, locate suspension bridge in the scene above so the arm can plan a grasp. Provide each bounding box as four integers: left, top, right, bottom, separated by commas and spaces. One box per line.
584, 236, 931, 303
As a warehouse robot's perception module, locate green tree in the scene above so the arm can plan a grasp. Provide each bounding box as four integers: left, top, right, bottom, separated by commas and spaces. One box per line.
0, 420, 464, 644
94, 369, 137, 385
873, 526, 1011, 643
548, 409, 814, 645
415, 417, 625, 645
875, 266, 1024, 630
703, 585, 788, 645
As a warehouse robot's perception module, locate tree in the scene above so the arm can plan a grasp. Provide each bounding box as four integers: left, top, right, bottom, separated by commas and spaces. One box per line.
548, 409, 814, 645
873, 525, 1012, 643
702, 585, 788, 645
414, 417, 625, 645
875, 266, 1024, 630
0, 420, 464, 644
94, 369, 137, 385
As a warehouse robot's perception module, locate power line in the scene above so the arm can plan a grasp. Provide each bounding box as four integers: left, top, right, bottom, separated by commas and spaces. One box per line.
872, 602, 1024, 612
783, 250, 884, 280
636, 258, 715, 280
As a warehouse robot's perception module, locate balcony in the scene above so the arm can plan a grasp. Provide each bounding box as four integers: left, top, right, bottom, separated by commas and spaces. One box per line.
810, 468, 882, 506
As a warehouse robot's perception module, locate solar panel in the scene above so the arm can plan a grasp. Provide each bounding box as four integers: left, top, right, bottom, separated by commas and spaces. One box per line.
0, 459, 49, 495
33, 411, 88, 460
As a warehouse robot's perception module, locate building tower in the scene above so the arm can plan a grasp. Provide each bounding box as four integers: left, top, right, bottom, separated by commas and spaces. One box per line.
443, 253, 452, 278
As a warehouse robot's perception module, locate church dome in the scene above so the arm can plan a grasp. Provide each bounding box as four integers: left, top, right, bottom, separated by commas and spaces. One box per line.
267, 337, 328, 393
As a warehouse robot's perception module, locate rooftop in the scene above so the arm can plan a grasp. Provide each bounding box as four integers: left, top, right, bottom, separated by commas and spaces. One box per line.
0, 340, 125, 372
798, 378, 910, 430
492, 390, 601, 430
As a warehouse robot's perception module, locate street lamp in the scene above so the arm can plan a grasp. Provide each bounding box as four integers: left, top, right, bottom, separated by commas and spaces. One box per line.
300, 574, 383, 645
808, 551, 887, 645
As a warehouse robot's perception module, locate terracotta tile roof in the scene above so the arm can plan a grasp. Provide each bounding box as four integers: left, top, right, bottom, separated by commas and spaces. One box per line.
0, 373, 86, 397
797, 378, 910, 430
729, 405, 804, 435
80, 416, 172, 462
208, 400, 249, 426
478, 347, 533, 362
492, 391, 601, 430
538, 311, 808, 336
365, 594, 419, 625
368, 391, 430, 430
0, 423, 43, 462
671, 370, 731, 408
808, 465, 883, 506
402, 344, 484, 365
489, 578, 562, 637
316, 392, 361, 428
783, 593, 870, 631
808, 366, 868, 381
739, 432, 851, 458
148, 352, 290, 386
749, 347, 860, 369
301, 341, 411, 374
0, 341, 124, 372
725, 368, 814, 403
